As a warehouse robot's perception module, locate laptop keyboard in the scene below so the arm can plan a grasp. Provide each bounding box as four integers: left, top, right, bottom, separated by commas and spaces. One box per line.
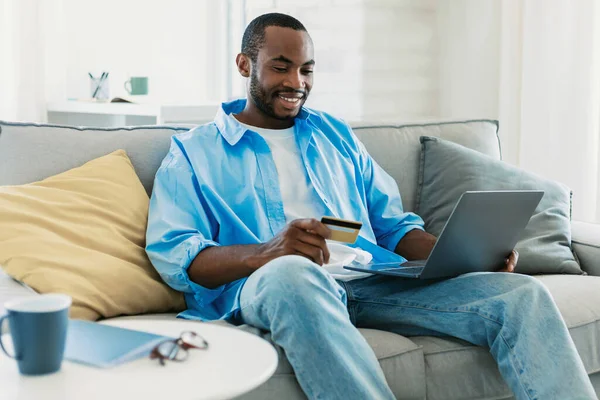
401, 260, 426, 267
381, 266, 423, 274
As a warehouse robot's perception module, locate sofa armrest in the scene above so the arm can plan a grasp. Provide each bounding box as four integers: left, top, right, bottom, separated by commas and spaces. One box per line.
572, 221, 600, 276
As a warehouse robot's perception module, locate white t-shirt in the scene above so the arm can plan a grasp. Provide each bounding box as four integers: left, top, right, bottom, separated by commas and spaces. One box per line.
237, 121, 323, 222
236, 118, 372, 281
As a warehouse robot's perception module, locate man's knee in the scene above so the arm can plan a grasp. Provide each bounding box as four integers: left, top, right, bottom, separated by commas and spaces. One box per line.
502, 273, 550, 296
246, 255, 344, 304
517, 274, 553, 303
491, 273, 555, 314
256, 255, 334, 287
240, 256, 350, 335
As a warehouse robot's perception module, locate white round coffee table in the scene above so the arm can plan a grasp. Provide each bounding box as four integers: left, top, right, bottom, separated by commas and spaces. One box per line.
0, 318, 278, 400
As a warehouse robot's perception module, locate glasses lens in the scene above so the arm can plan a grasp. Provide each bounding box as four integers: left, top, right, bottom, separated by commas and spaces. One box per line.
180, 331, 208, 349
157, 340, 180, 360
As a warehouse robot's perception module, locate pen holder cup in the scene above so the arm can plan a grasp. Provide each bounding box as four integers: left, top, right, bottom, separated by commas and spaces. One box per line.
90, 76, 110, 101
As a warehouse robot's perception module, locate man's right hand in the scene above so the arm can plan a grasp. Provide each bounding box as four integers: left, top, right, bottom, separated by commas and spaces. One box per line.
250, 218, 332, 270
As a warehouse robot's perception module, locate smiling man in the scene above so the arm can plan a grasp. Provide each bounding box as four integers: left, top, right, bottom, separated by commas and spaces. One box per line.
146, 13, 595, 400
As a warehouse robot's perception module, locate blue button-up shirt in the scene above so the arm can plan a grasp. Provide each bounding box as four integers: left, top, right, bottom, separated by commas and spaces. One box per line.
146, 99, 424, 321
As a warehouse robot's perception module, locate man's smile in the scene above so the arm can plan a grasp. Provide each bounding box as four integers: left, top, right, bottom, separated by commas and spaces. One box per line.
277, 93, 304, 108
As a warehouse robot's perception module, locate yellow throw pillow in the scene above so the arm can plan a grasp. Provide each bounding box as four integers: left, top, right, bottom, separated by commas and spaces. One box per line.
0, 150, 185, 320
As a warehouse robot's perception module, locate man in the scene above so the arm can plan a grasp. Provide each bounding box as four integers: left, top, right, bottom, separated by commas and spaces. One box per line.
146, 13, 595, 399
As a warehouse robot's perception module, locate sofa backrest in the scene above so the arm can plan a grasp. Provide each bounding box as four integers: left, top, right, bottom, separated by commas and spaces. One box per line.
0, 119, 500, 212
0, 122, 185, 195
352, 120, 500, 211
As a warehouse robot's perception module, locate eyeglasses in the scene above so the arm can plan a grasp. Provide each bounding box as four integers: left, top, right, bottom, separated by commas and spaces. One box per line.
150, 331, 209, 366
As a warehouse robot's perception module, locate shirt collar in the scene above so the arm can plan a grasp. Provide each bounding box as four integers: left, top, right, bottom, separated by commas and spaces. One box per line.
214, 98, 322, 146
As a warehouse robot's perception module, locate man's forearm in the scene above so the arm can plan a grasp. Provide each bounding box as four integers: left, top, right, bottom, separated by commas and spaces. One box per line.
189, 228, 437, 289
188, 244, 265, 289
394, 229, 437, 260
188, 219, 333, 289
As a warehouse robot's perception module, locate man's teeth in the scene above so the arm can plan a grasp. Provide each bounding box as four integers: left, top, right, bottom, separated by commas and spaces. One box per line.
279, 95, 300, 103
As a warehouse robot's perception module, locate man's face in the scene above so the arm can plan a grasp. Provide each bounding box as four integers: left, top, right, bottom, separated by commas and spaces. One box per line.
248, 26, 314, 120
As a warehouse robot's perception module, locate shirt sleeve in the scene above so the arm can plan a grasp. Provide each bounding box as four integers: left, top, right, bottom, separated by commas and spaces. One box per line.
356, 137, 425, 252
145, 140, 224, 307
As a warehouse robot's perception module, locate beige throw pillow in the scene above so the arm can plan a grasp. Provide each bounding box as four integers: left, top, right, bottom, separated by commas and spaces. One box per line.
0, 150, 186, 320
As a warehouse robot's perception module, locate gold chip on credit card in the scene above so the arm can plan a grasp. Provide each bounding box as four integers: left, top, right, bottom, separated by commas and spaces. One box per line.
321, 216, 362, 244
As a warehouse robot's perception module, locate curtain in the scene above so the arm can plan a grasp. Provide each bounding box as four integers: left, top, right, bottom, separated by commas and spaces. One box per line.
0, 0, 65, 122
513, 0, 600, 223
438, 0, 600, 223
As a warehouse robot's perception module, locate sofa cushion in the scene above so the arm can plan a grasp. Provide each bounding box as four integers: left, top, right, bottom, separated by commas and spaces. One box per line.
409, 274, 600, 400
0, 150, 185, 320
352, 120, 500, 212
0, 121, 188, 195
537, 275, 600, 373
409, 336, 512, 400
218, 325, 427, 399
416, 136, 582, 275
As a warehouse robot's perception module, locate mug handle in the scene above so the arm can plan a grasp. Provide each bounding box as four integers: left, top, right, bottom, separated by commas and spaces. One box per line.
0, 314, 16, 359
124, 80, 132, 94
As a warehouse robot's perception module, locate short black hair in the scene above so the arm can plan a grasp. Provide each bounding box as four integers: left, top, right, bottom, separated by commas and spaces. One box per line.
241, 13, 308, 63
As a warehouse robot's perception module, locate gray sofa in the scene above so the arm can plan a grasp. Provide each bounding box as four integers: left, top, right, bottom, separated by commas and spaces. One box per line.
1, 119, 599, 400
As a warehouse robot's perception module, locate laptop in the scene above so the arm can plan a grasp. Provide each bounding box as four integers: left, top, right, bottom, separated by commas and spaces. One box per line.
343, 190, 544, 279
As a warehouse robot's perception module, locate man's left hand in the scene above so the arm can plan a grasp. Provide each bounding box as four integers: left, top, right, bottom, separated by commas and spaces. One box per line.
498, 250, 519, 273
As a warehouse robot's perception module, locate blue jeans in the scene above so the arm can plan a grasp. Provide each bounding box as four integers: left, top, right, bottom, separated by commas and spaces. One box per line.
238, 255, 596, 400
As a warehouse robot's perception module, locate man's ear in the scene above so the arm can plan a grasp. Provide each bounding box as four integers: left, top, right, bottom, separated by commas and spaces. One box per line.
236, 53, 251, 78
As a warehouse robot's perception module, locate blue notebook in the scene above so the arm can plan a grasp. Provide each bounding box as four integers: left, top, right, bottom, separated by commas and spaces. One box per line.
64, 320, 174, 368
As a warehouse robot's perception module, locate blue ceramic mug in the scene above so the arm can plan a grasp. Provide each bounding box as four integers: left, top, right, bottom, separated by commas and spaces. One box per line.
0, 294, 71, 375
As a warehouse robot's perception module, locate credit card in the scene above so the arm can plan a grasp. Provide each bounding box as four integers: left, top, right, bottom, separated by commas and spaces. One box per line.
321, 216, 362, 244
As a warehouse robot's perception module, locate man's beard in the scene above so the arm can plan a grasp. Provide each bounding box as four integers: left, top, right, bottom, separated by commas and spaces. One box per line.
249, 69, 305, 121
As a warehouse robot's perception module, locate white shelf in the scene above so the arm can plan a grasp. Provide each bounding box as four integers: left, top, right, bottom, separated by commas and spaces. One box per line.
47, 101, 159, 116
46, 101, 220, 127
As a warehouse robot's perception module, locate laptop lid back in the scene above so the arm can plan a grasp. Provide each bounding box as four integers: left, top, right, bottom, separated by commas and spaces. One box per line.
419, 190, 543, 279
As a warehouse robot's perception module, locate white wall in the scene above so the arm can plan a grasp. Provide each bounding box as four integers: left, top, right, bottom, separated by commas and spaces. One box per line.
53, 0, 441, 121
240, 0, 439, 122
435, 0, 521, 166
362, 1, 438, 121
434, 0, 600, 222
436, 0, 501, 120
61, 0, 217, 104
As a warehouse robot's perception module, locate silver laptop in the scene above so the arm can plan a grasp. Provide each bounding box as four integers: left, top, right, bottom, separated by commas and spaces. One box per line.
343, 190, 544, 279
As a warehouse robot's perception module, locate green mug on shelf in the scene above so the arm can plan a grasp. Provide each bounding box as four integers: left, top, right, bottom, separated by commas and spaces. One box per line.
124, 77, 148, 95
